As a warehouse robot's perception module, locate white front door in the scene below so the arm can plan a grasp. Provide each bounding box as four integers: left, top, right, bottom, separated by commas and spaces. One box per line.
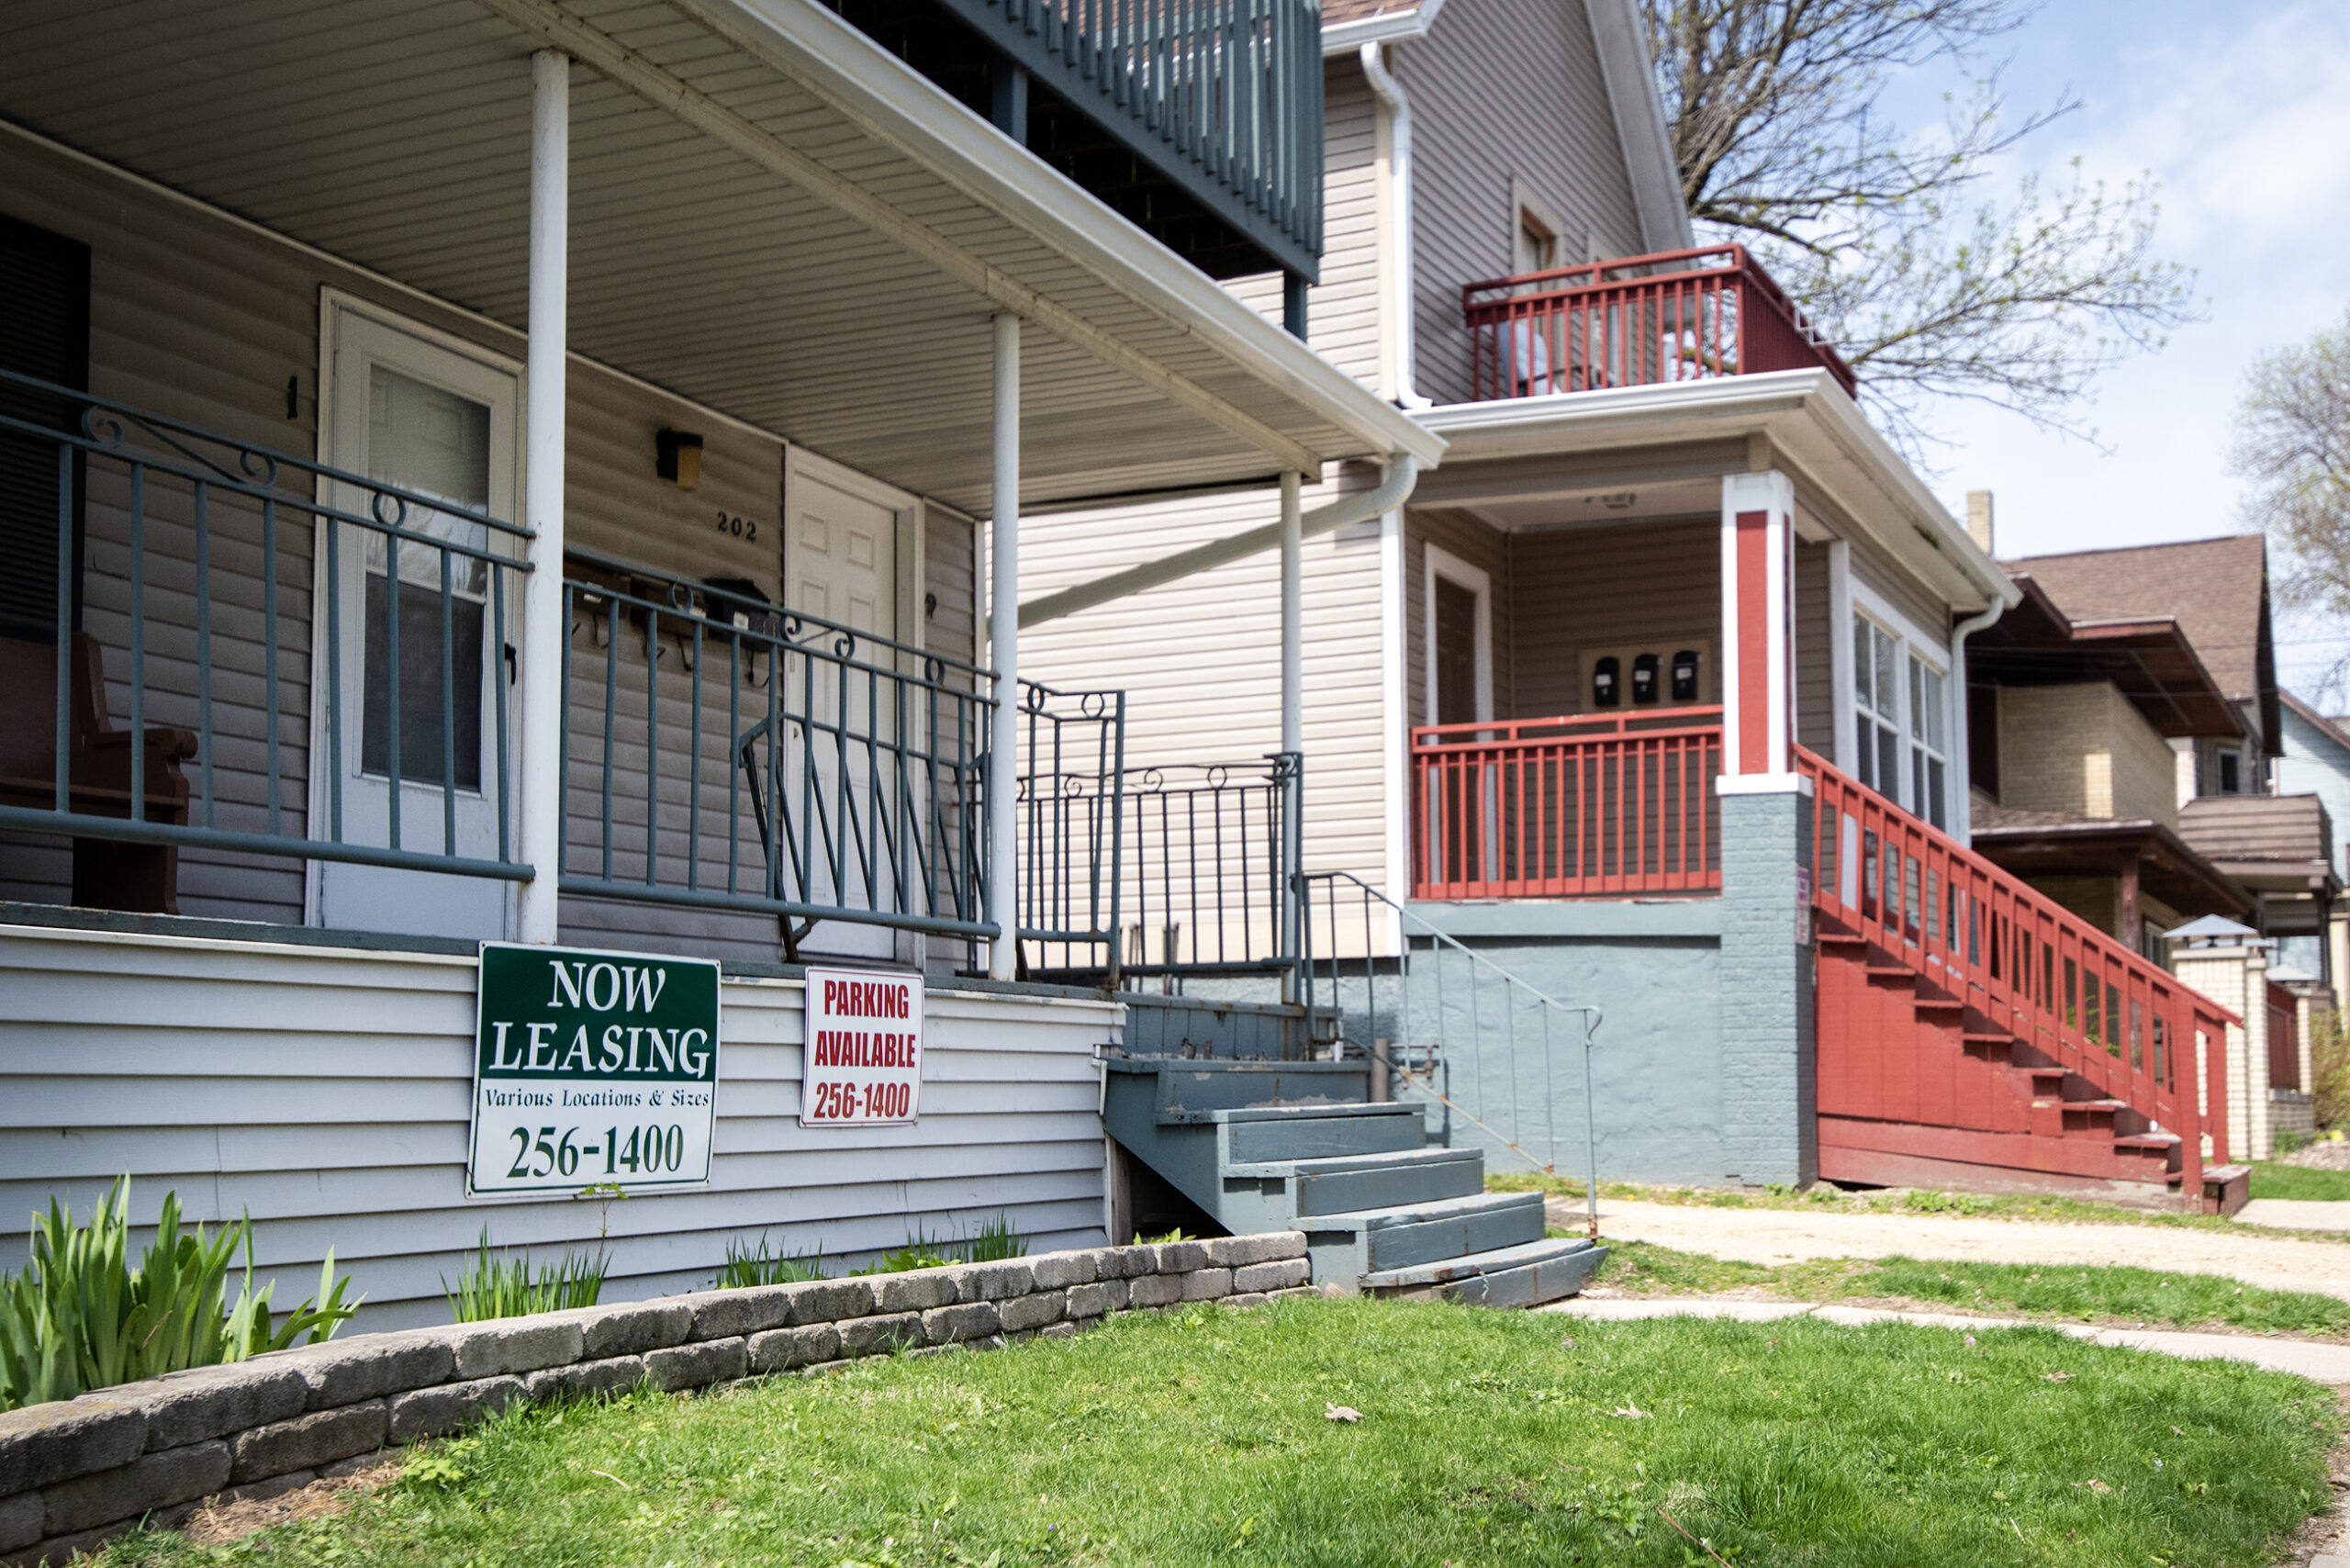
310, 299, 522, 938
782, 455, 909, 958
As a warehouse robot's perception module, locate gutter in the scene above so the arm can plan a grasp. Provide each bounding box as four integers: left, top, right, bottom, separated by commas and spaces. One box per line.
1357, 43, 1429, 409
1950, 595, 2006, 846
1019, 456, 1421, 628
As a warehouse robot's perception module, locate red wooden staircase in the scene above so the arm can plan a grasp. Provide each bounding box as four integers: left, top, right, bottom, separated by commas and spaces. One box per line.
1797, 749, 2247, 1213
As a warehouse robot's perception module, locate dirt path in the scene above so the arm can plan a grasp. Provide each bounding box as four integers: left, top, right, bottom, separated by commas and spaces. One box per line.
1560, 1197, 2350, 1301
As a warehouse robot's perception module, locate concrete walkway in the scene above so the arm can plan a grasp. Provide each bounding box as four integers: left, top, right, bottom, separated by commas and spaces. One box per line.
2239, 1199, 2350, 1233
1558, 1196, 2350, 1300
1547, 1294, 2350, 1382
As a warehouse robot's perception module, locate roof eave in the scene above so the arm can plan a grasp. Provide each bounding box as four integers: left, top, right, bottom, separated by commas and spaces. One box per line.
1416, 372, 2015, 612
698, 0, 1447, 470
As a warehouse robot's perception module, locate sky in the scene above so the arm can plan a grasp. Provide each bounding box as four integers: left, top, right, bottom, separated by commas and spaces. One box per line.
1875, 0, 2350, 697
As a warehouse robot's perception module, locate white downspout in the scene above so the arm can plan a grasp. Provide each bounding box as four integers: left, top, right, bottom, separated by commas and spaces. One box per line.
1949, 597, 2005, 846
1359, 42, 1428, 410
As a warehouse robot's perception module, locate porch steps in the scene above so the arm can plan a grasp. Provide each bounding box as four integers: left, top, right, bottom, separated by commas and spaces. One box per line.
1815, 923, 2248, 1215
1103, 1057, 1604, 1306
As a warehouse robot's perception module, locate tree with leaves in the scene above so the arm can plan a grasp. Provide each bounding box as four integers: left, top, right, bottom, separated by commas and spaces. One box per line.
1640, 0, 2199, 451
2234, 310, 2350, 622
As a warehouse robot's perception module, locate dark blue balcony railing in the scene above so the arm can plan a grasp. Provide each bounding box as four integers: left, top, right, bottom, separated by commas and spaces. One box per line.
945, 0, 1324, 279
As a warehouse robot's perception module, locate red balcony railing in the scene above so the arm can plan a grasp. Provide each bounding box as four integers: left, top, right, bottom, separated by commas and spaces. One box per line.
1462, 244, 1859, 403
1410, 708, 1722, 899
1799, 746, 2234, 1192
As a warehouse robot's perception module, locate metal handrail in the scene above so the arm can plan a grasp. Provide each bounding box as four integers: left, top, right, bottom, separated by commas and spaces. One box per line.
1301, 869, 1608, 1238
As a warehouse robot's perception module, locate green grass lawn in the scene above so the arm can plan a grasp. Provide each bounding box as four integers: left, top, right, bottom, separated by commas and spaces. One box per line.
2249, 1161, 2350, 1202
1589, 1238, 2350, 1333
97, 1297, 2338, 1568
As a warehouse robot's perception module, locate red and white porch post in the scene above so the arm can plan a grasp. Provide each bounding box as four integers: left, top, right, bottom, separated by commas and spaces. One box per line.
1718, 470, 1797, 787
1715, 466, 1816, 1188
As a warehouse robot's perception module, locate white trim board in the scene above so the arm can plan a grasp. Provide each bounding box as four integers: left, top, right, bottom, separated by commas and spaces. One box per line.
1422, 543, 1494, 728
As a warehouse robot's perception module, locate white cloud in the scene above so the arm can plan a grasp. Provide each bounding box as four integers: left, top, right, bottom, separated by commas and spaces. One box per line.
1919, 0, 2350, 637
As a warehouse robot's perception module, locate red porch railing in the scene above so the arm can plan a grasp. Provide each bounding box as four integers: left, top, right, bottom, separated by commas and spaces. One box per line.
1410, 708, 1722, 899
1462, 244, 1859, 403
2268, 980, 2301, 1091
1798, 746, 2235, 1193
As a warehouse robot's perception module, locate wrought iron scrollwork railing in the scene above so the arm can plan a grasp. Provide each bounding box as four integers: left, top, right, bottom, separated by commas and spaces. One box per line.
0, 366, 534, 902
1013, 681, 1127, 978
1022, 752, 1301, 981
559, 550, 996, 945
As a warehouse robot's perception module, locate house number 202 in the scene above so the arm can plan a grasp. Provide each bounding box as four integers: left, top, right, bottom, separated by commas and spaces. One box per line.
715, 511, 758, 541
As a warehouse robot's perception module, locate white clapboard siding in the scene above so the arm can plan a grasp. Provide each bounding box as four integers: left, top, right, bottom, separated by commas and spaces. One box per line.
1400, 0, 1651, 408
0, 924, 1114, 1331
1226, 62, 1383, 389
0, 132, 978, 938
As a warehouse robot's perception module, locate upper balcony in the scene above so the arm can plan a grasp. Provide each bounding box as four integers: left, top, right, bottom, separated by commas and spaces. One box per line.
827, 0, 1325, 283
1460, 244, 1857, 404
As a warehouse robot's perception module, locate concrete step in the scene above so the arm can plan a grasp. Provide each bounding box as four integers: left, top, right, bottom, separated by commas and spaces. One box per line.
1365, 1237, 1608, 1307
1281, 1148, 1485, 1215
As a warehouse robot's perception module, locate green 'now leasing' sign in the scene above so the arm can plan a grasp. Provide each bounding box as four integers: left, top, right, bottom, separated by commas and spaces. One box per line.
468, 942, 722, 1196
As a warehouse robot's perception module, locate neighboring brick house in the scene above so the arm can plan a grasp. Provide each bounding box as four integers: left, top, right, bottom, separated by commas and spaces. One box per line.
1991, 535, 2339, 975
1964, 561, 2255, 960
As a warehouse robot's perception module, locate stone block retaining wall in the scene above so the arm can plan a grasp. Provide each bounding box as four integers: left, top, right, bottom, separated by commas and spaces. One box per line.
0, 1234, 1311, 1565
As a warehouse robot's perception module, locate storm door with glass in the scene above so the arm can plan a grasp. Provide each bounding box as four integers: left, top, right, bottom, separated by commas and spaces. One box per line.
309, 301, 520, 938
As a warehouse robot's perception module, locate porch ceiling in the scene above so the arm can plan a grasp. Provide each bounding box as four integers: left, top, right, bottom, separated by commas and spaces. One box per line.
0, 0, 1437, 513
1412, 372, 2015, 618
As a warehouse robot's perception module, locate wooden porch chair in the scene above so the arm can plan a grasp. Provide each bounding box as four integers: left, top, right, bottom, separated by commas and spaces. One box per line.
0, 632, 196, 913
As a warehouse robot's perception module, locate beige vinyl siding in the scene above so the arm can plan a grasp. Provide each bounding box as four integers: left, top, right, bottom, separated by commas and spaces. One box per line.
1399, 0, 1650, 407
1016, 466, 1393, 889
0, 134, 975, 949
0, 923, 1113, 1329
1502, 520, 1718, 721
1404, 507, 1512, 728
1849, 530, 1947, 650
1226, 61, 1384, 387
1796, 539, 1834, 757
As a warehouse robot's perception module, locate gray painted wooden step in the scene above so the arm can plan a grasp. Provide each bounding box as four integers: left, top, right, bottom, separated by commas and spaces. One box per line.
1225, 1111, 1426, 1164
1371, 1239, 1607, 1307
1290, 1148, 1484, 1215
1301, 1191, 1547, 1279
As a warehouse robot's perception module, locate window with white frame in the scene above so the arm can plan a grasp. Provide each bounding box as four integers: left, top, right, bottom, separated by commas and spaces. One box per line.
1908, 653, 1949, 829
1852, 612, 1902, 798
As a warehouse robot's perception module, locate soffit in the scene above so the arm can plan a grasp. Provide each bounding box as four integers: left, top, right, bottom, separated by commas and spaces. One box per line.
0, 0, 1405, 513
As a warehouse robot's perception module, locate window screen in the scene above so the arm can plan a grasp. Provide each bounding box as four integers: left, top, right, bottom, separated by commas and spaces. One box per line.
0, 215, 91, 641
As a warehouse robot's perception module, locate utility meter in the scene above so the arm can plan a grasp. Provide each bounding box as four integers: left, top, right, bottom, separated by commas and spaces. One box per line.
1671, 648, 1701, 702
1630, 652, 1660, 704
1592, 655, 1620, 708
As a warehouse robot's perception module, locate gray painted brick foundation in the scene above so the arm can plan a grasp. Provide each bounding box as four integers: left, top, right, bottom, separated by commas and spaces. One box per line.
1718, 789, 1818, 1188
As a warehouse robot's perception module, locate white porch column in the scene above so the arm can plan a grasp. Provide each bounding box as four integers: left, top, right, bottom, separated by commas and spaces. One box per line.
987, 313, 1022, 980
1718, 469, 1798, 789
1280, 471, 1303, 756
517, 48, 569, 945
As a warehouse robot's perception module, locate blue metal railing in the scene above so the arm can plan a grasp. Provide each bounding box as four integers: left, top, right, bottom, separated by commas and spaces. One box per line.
559, 552, 996, 945
1022, 751, 1301, 982
946, 0, 1325, 277
0, 367, 533, 888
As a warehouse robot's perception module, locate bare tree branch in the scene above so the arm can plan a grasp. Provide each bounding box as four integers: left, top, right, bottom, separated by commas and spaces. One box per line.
2235, 311, 2350, 626
1640, 0, 2201, 454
